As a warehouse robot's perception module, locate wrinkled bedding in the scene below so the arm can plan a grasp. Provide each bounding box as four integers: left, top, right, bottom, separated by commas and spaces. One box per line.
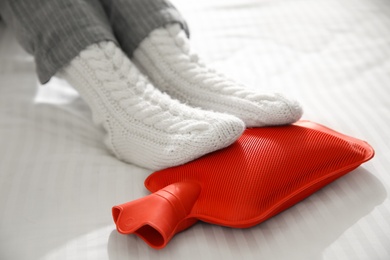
1, 0, 389, 259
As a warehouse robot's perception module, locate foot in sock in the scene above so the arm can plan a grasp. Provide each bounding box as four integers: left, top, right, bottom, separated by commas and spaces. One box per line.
133, 24, 303, 127
58, 41, 245, 170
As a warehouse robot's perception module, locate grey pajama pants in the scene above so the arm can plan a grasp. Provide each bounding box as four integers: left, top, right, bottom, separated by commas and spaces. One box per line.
0, 0, 189, 83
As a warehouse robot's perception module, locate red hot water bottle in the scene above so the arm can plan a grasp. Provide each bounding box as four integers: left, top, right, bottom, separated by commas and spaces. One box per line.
112, 121, 374, 249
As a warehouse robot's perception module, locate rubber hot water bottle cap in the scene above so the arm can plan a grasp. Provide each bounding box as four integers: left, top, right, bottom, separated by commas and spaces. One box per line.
112, 121, 374, 249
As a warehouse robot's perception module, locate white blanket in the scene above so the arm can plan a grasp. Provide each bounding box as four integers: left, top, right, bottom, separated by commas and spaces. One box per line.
1, 0, 389, 259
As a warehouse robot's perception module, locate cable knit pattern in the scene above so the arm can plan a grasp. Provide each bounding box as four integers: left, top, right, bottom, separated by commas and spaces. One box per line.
58, 41, 245, 170
133, 24, 303, 127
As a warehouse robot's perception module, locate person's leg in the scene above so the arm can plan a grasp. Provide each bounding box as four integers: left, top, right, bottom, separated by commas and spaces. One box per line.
0, 0, 117, 84
99, 0, 189, 60
94, 0, 302, 127
1, 0, 244, 170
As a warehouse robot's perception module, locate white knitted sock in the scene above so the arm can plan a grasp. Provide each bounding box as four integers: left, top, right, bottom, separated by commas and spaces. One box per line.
58, 41, 245, 170
133, 24, 303, 127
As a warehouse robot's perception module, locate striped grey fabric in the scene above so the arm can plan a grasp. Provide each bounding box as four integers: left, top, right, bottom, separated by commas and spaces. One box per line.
100, 0, 189, 61
0, 0, 188, 84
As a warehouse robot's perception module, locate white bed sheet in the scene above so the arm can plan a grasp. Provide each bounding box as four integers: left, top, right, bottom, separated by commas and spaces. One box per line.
1, 0, 389, 259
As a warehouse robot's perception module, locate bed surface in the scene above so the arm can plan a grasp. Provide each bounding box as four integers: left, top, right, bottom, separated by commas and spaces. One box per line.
1, 0, 389, 259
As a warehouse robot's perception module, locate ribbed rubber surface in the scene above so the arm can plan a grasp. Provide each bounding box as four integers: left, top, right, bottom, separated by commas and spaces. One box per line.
146, 121, 374, 228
